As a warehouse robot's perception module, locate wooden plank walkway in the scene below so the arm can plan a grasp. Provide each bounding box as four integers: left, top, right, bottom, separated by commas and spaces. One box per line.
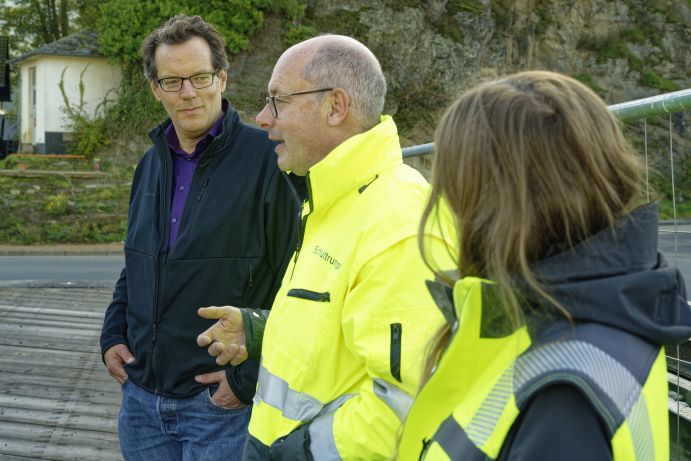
0, 287, 122, 460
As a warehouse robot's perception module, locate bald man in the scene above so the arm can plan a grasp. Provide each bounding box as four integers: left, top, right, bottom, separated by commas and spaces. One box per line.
197, 35, 450, 460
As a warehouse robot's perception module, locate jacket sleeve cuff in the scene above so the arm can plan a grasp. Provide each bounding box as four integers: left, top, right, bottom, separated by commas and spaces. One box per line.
270, 423, 314, 461
225, 360, 259, 405
100, 338, 128, 364
239, 308, 268, 361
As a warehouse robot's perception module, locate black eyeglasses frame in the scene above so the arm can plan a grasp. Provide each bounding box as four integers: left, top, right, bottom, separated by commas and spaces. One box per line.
265, 88, 334, 118
156, 70, 219, 92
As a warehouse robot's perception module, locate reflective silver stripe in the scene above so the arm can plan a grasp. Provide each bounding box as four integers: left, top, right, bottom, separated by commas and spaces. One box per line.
514, 340, 640, 430
628, 392, 654, 461
254, 364, 324, 422
373, 378, 414, 420
320, 393, 356, 416
432, 415, 487, 460
464, 340, 653, 457
309, 413, 341, 460
465, 365, 514, 447
306, 393, 354, 460
515, 340, 656, 459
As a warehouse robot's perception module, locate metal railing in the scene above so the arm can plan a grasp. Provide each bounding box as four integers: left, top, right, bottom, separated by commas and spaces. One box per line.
401, 87, 691, 460
402, 88, 691, 158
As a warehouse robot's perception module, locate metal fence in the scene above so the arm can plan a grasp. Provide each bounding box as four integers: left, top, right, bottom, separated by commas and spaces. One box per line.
402, 87, 691, 460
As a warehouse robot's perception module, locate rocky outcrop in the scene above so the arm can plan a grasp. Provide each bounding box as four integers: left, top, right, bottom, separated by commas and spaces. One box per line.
280, 0, 689, 144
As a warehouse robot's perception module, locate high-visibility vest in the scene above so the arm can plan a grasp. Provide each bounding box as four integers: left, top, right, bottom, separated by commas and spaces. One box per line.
398, 277, 670, 460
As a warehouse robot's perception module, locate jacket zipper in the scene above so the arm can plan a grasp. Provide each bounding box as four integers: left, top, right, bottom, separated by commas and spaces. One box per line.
419, 438, 431, 460
296, 173, 314, 264
390, 323, 402, 382
283, 172, 312, 280
296, 209, 310, 267
149, 116, 228, 395
287, 289, 331, 302
248, 261, 254, 288
151, 132, 173, 395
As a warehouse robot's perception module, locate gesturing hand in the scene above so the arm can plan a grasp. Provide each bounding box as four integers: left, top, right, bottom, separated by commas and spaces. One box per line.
197, 306, 249, 366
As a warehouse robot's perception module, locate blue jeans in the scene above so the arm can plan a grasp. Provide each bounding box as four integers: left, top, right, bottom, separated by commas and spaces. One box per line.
118, 379, 251, 461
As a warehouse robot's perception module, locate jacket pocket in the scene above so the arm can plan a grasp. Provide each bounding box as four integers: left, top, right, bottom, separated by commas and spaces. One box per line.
390, 323, 402, 382
287, 288, 331, 302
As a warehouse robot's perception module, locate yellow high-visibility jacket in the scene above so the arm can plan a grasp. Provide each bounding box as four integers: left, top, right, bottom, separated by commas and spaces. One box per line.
398, 204, 691, 461
244, 116, 451, 460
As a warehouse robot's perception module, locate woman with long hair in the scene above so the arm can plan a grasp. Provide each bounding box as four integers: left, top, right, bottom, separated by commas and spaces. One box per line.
398, 71, 691, 460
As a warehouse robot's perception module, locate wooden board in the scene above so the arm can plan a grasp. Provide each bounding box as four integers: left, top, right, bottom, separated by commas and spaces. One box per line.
0, 287, 122, 460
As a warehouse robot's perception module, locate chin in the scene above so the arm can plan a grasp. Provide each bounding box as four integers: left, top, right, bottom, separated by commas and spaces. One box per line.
179, 120, 210, 135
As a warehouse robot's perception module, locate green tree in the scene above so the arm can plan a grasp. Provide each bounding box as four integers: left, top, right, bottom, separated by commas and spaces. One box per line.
73, 0, 103, 31
98, 0, 301, 67
98, 0, 305, 138
0, 0, 101, 53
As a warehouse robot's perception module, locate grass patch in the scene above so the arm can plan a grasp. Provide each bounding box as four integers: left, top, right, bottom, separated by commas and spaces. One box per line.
309, 9, 368, 37
573, 73, 604, 95
658, 200, 691, 221
3, 154, 103, 172
0, 164, 131, 244
577, 31, 681, 92
639, 69, 681, 92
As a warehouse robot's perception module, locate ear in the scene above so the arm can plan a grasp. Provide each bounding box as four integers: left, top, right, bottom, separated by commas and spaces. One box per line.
150, 80, 162, 102
217, 69, 228, 92
326, 88, 349, 127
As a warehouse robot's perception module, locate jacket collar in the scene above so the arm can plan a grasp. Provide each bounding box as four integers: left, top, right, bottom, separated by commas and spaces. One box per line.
532, 202, 691, 345
427, 203, 691, 346
533, 203, 659, 282
306, 116, 401, 213
150, 99, 241, 162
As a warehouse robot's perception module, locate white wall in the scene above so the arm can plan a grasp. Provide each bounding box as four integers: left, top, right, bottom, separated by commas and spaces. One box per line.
18, 60, 33, 145
19, 55, 122, 145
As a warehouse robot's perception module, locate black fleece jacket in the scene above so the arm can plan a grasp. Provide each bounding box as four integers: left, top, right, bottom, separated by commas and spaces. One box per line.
100, 100, 301, 402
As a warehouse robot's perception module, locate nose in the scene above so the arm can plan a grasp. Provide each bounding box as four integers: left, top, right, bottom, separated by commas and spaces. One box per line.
180, 79, 197, 98
256, 104, 274, 130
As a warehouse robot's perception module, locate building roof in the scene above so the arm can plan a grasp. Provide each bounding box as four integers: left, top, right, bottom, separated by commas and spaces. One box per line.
12, 30, 103, 63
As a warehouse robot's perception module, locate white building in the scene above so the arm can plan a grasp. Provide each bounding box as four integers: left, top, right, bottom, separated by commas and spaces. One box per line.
13, 30, 121, 154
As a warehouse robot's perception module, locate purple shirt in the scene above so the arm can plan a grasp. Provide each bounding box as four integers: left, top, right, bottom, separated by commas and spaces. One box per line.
165, 111, 225, 249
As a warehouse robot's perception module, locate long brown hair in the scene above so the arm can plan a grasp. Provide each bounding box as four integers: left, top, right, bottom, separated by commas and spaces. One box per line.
419, 71, 643, 374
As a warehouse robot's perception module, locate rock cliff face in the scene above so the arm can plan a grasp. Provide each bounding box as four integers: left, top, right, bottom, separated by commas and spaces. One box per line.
289, 0, 689, 143
228, 0, 689, 192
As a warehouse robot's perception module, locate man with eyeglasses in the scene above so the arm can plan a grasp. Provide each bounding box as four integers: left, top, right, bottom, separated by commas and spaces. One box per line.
196, 35, 451, 460
100, 14, 300, 461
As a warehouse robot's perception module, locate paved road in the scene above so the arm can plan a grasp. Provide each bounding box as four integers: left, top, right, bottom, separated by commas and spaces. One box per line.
0, 228, 689, 287
0, 255, 124, 286
659, 227, 691, 291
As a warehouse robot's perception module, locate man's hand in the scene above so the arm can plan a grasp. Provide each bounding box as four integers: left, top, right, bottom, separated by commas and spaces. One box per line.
104, 344, 135, 385
195, 370, 248, 409
197, 306, 248, 366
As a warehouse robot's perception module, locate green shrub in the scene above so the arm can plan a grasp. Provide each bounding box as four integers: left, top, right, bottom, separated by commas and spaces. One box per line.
639, 69, 681, 92
45, 194, 71, 216
573, 74, 604, 95
59, 65, 114, 158
96, 0, 307, 142
284, 24, 318, 46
